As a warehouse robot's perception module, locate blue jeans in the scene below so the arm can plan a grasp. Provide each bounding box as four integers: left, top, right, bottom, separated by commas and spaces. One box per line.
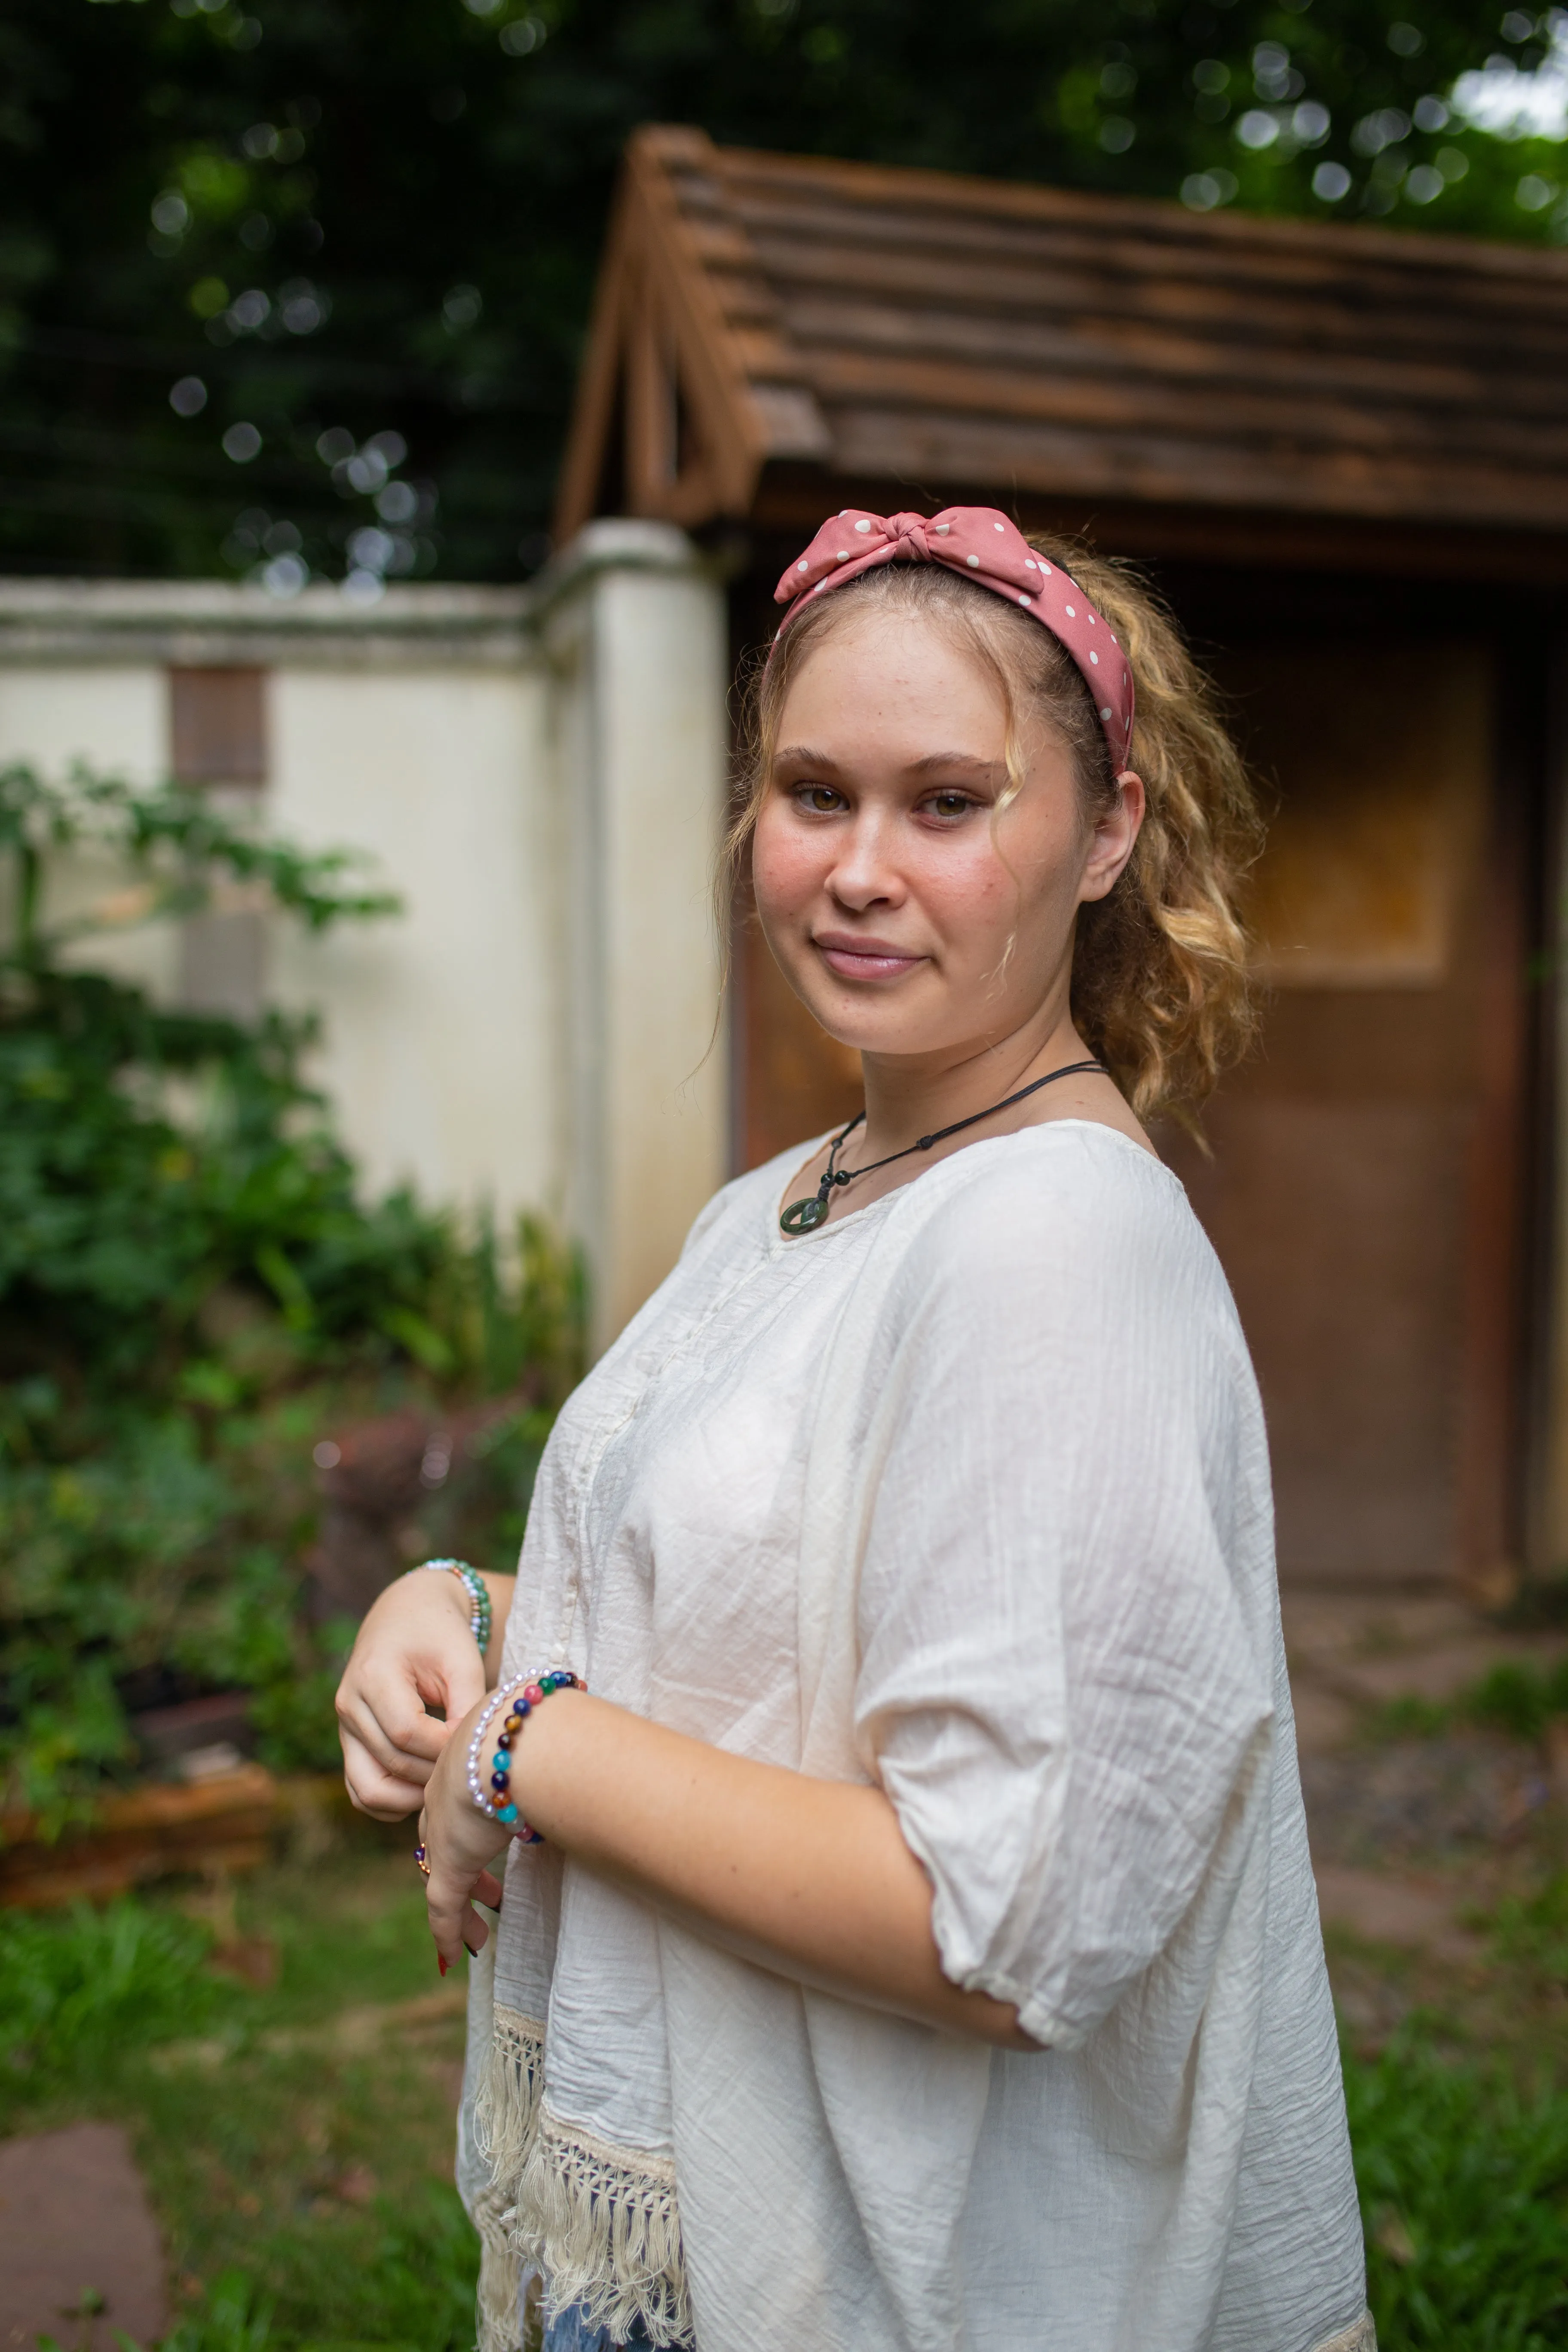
542, 2303, 684, 2350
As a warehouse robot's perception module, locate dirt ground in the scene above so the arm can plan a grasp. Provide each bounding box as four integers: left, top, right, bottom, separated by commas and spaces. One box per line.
1285, 1591, 1568, 2058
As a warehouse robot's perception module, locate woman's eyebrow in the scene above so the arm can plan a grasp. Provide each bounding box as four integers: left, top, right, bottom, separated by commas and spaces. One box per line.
773, 744, 841, 770
772, 747, 1004, 778
907, 753, 1005, 778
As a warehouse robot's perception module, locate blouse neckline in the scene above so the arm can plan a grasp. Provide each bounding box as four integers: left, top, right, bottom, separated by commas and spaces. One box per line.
769, 1116, 1179, 1255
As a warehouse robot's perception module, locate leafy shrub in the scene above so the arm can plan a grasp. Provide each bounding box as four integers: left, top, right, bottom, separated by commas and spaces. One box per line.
1345, 2026, 1568, 2350
0, 763, 583, 1818
0, 1895, 219, 2091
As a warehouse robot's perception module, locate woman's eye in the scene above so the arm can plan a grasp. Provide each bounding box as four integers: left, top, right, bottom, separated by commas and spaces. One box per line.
795, 784, 845, 813
925, 792, 976, 820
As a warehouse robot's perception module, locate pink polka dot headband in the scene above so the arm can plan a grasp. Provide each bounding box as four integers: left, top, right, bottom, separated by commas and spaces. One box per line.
771, 506, 1135, 774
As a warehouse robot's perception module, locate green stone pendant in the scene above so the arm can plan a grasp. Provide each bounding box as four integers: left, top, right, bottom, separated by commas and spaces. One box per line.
780, 1193, 831, 1236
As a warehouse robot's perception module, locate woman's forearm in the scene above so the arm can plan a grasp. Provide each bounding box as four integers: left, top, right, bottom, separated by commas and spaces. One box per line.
498, 1691, 1032, 2049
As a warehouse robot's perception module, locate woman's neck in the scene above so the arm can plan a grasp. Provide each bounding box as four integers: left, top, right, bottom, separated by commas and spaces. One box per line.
856, 1009, 1091, 1163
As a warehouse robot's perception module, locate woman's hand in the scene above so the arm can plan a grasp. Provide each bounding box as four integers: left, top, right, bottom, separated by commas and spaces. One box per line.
422, 1692, 513, 1966
335, 1568, 513, 1820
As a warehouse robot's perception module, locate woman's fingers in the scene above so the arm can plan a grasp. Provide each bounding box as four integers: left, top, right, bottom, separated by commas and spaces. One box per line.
414, 1692, 516, 1966
437, 1644, 488, 1726
426, 1861, 506, 1960
335, 1666, 446, 1770
334, 1571, 492, 1790
427, 1858, 488, 1966
335, 1631, 483, 1779
340, 1726, 430, 1821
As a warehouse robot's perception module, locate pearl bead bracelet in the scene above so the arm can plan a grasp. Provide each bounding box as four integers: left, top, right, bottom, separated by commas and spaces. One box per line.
466, 1669, 584, 1841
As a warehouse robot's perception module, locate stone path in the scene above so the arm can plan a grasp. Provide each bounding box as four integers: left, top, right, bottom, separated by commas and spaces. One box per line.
0, 2122, 167, 2352
1284, 1592, 1567, 1953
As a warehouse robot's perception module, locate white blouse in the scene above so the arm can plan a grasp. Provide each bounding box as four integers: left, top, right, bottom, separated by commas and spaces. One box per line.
461, 1122, 1369, 2352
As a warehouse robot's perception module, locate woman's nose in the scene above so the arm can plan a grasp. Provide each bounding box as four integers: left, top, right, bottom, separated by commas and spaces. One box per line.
827, 817, 906, 910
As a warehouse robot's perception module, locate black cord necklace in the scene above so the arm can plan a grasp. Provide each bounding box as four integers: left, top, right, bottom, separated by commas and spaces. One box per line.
779, 1058, 1107, 1236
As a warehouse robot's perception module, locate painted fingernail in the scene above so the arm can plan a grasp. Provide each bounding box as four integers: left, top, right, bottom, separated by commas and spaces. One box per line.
438, 1953, 448, 1977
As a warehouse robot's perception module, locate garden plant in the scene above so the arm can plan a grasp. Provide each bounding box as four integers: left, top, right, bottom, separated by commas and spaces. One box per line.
0, 757, 583, 1827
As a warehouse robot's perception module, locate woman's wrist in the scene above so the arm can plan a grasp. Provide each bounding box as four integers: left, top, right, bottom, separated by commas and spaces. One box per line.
392, 1559, 513, 1686
412, 1558, 491, 1653
465, 1668, 584, 1838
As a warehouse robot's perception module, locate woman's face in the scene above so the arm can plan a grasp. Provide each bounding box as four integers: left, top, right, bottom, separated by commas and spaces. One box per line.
751, 606, 1142, 1064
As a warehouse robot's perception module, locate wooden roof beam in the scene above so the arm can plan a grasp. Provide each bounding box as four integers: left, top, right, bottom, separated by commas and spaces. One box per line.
554, 127, 830, 543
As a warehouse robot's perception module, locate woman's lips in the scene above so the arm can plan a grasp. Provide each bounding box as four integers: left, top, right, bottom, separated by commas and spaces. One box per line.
814, 936, 924, 982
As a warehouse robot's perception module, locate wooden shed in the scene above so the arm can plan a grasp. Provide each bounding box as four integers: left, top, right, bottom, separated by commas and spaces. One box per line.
558, 123, 1568, 1596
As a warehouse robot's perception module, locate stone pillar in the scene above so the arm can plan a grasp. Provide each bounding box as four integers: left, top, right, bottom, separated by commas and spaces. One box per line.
536, 522, 729, 1354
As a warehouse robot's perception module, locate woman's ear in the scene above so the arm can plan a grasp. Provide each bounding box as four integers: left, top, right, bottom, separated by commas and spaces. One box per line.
1081, 771, 1145, 903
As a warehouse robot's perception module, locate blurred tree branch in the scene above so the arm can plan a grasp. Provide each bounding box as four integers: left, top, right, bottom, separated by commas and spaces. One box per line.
0, 0, 1560, 585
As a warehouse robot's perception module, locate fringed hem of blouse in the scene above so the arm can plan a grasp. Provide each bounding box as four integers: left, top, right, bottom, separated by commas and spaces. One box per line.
1310, 2315, 1377, 2352
472, 2005, 543, 2352
476, 2003, 692, 2349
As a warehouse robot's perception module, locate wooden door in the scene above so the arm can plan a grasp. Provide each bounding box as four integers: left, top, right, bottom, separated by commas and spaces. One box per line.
1167, 639, 1520, 1587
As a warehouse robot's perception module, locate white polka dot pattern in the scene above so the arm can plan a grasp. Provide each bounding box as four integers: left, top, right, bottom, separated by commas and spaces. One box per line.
769, 506, 1136, 771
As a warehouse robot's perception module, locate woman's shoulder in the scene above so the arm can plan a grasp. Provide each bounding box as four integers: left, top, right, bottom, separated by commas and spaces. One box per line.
926, 1117, 1190, 1237
891, 1119, 1230, 1324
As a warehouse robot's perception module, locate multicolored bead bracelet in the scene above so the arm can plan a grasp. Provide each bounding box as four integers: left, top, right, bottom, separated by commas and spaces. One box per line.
465, 1669, 584, 1842
419, 1558, 491, 1655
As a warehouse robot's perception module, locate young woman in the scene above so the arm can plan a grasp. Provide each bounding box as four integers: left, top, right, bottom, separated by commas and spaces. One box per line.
336, 508, 1370, 2352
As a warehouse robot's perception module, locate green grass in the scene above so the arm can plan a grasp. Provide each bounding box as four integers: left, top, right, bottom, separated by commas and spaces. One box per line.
1344, 2026, 1568, 2351
0, 1896, 224, 2091
1366, 1657, 1568, 1747
0, 1845, 481, 2351
1487, 1871, 1568, 1988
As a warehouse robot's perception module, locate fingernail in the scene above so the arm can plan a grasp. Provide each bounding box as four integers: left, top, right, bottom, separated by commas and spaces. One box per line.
438, 1953, 448, 1977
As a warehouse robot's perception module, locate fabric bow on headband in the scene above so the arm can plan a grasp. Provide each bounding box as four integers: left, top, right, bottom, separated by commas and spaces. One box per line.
771, 507, 1135, 774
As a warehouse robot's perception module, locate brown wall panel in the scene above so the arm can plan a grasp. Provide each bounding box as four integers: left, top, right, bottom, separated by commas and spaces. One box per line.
169, 667, 267, 785
1171, 1098, 1469, 1581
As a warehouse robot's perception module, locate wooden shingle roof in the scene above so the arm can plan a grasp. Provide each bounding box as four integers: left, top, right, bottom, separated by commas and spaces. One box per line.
557, 125, 1568, 565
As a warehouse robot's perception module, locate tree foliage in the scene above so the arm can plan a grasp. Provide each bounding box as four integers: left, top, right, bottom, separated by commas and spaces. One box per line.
0, 0, 1563, 585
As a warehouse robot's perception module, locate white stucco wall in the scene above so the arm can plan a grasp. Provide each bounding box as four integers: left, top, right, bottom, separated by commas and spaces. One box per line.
0, 663, 166, 778
0, 535, 729, 1345
268, 664, 560, 1227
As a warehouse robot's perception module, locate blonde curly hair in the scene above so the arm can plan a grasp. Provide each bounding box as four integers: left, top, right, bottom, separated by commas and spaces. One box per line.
723, 531, 1262, 1122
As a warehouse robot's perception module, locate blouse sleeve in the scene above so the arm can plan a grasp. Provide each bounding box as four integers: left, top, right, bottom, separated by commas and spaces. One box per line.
851, 1134, 1274, 2051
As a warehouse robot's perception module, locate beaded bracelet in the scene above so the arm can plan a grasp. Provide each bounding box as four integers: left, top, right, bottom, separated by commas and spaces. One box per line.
419, 1559, 491, 1655
466, 1669, 584, 1842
